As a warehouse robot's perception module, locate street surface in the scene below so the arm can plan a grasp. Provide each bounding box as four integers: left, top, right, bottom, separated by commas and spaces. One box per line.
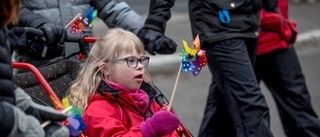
93, 1, 320, 136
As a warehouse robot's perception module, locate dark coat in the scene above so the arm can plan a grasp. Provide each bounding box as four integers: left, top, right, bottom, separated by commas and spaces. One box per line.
188, 0, 278, 46
0, 26, 15, 104
145, 0, 278, 46
0, 26, 16, 136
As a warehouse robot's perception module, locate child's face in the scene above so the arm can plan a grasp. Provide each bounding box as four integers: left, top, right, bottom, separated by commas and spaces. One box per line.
108, 49, 145, 91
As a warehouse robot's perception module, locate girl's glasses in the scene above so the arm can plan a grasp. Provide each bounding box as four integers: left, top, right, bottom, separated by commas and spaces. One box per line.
113, 56, 150, 68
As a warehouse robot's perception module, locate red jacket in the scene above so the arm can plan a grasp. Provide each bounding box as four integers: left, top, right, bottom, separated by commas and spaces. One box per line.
257, 0, 298, 55
82, 82, 182, 137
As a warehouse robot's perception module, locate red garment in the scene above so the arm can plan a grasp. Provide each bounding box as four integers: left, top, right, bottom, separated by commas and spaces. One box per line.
82, 92, 182, 137
257, 0, 298, 55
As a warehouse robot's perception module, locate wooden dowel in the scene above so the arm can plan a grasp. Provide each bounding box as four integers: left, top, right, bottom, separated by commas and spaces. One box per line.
167, 62, 182, 111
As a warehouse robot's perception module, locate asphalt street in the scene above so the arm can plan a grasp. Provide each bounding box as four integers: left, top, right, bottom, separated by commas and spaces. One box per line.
92, 1, 320, 136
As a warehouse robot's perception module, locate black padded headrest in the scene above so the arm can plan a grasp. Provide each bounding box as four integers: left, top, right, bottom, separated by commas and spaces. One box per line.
13, 59, 80, 107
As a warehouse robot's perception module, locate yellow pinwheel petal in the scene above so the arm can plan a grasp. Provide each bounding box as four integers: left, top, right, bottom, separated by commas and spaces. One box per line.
182, 39, 197, 55
62, 97, 70, 108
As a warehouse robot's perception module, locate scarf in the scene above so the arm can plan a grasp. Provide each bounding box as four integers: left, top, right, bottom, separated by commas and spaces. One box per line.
102, 79, 149, 113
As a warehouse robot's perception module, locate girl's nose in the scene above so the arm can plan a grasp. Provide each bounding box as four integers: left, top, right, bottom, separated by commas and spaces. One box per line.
136, 61, 144, 70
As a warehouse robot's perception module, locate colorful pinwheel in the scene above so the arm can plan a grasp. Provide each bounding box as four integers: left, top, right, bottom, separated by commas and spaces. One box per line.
167, 35, 207, 110
179, 35, 207, 76
70, 7, 97, 34
62, 98, 86, 137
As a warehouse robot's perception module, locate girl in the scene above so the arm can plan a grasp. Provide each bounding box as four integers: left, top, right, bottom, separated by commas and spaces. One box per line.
67, 28, 181, 137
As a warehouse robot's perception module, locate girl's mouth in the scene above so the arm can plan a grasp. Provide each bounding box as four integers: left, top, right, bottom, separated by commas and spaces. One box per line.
134, 74, 143, 79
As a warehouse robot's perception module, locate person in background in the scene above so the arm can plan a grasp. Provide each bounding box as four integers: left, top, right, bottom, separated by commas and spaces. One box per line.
189, 0, 278, 136
67, 28, 182, 137
135, 0, 279, 136
255, 0, 320, 136
0, 0, 69, 136
13, 0, 177, 68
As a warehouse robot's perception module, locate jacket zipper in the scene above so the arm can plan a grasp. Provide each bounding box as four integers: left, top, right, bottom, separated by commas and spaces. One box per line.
119, 97, 148, 120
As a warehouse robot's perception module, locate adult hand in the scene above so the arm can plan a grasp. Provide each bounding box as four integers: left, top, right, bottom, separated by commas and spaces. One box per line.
3, 102, 45, 137
137, 28, 177, 55
4, 102, 69, 137
7, 27, 27, 50
38, 23, 65, 45
14, 87, 70, 137
14, 87, 67, 122
44, 122, 70, 137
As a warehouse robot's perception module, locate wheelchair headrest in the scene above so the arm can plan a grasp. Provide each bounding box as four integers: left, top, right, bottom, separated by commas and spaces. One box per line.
13, 59, 81, 106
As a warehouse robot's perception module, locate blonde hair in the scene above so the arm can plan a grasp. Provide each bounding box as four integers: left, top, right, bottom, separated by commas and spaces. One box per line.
0, 0, 21, 25
67, 28, 153, 110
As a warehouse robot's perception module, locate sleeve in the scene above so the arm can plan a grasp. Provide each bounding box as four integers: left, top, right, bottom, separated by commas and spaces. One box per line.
144, 0, 175, 33
260, 9, 298, 44
83, 101, 144, 137
261, 0, 278, 12
91, 0, 144, 35
260, 9, 283, 32
18, 6, 49, 28
0, 27, 15, 137
0, 27, 15, 104
0, 102, 15, 136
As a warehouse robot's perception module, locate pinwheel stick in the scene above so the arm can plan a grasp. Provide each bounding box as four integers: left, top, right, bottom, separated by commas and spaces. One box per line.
64, 13, 81, 29
167, 62, 182, 111
41, 106, 73, 128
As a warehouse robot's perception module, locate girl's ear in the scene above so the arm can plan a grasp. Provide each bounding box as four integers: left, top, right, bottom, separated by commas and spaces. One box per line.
98, 62, 110, 75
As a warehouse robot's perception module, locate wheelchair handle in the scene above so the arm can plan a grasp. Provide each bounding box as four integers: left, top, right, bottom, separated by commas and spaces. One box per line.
23, 27, 99, 43
23, 27, 99, 59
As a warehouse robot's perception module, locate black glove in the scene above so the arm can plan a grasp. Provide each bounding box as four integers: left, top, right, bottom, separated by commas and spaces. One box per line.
26, 42, 64, 60
137, 28, 177, 55
38, 23, 65, 45
44, 122, 70, 137
14, 86, 67, 122
7, 27, 27, 50
137, 18, 177, 55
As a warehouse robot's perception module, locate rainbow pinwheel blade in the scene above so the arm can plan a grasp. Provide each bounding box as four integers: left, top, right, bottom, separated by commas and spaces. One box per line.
182, 61, 194, 72
70, 7, 97, 34
192, 60, 202, 76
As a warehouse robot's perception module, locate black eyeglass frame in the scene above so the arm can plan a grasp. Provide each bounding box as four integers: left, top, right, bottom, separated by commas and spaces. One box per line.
112, 56, 150, 68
